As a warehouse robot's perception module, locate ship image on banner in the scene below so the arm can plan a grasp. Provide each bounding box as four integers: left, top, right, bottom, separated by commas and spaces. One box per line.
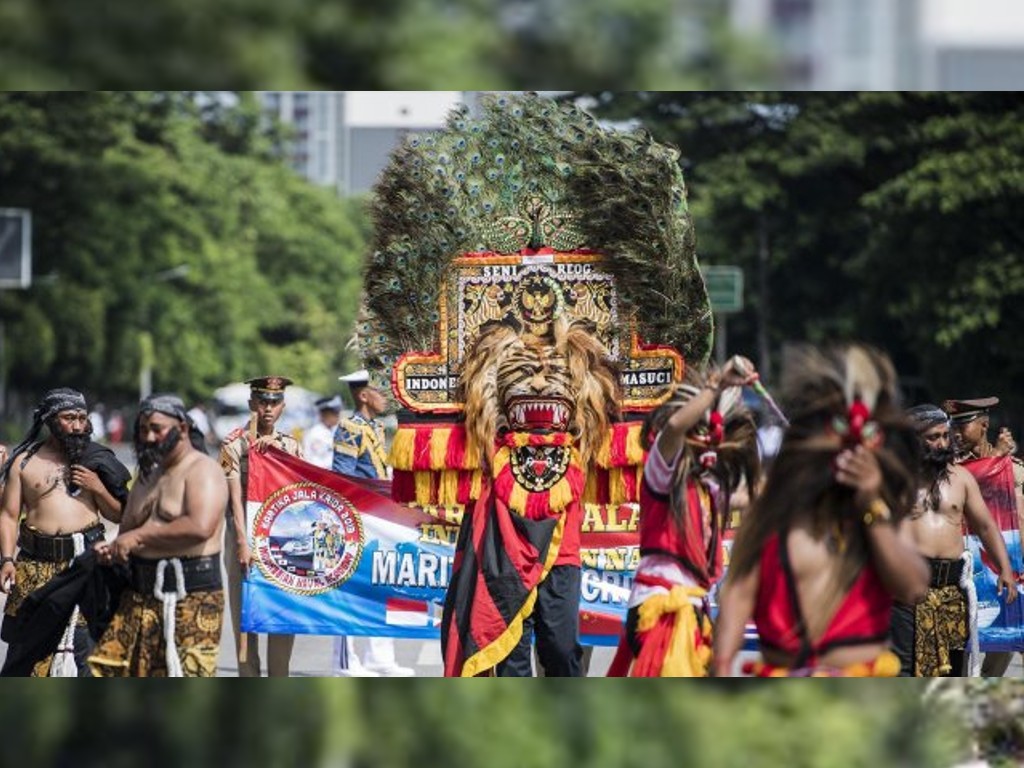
252, 482, 364, 596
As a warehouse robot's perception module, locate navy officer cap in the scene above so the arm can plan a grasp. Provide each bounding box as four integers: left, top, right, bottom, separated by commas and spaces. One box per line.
338, 369, 372, 394
943, 396, 999, 424
246, 375, 293, 402
316, 395, 343, 412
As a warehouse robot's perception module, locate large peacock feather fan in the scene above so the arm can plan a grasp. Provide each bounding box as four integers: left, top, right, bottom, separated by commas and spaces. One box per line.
358, 92, 712, 386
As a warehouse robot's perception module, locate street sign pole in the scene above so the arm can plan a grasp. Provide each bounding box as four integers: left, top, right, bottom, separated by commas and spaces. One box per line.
715, 313, 727, 366
702, 265, 743, 366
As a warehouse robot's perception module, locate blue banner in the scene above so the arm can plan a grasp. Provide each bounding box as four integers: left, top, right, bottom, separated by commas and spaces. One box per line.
240, 448, 633, 644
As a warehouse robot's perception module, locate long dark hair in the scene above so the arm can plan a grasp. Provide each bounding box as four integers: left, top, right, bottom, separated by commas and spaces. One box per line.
726, 344, 920, 639
642, 367, 761, 534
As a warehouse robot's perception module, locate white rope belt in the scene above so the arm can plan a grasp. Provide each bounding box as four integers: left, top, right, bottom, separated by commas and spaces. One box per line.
960, 550, 980, 677
154, 558, 187, 678
49, 532, 85, 677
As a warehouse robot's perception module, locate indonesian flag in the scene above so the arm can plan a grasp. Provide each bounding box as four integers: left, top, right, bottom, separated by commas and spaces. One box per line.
386, 597, 442, 627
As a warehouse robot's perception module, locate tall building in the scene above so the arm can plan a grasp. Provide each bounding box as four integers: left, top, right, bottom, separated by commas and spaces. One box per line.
919, 0, 1024, 89
731, 0, 920, 89
260, 92, 345, 189
732, 0, 816, 88
259, 91, 464, 195
810, 0, 921, 89
731, 0, 1024, 89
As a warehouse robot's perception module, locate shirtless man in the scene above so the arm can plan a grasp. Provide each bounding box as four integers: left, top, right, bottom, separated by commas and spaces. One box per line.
890, 404, 1016, 677
88, 393, 228, 677
0, 388, 130, 676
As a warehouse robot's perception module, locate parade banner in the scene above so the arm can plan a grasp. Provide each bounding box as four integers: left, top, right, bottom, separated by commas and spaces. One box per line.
240, 447, 634, 645
962, 455, 1024, 651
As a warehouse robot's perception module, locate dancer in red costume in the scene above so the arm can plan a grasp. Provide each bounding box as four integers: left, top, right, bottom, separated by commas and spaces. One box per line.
714, 344, 929, 677
608, 355, 760, 676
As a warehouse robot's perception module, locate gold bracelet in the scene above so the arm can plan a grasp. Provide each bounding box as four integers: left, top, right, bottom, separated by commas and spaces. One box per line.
862, 498, 892, 527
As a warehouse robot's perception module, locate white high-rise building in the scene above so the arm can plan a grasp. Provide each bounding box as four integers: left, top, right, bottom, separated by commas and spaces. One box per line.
731, 0, 816, 88
730, 0, 1024, 89
260, 91, 464, 195
260, 92, 345, 189
810, 0, 921, 89
919, 0, 1024, 89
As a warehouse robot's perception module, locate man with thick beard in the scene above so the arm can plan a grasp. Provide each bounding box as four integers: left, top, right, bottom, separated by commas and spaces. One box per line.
88, 394, 227, 676
0, 387, 130, 675
891, 404, 1017, 677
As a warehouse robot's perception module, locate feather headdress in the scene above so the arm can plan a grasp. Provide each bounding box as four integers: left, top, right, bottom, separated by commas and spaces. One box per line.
356, 92, 711, 390
778, 344, 901, 445
641, 366, 760, 530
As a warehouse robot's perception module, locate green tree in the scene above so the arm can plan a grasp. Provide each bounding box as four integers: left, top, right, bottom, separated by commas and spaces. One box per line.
0, 92, 367, 416
351, 681, 965, 768
0, 679, 973, 767
0, 681, 347, 768
0, 1, 777, 90
577, 92, 1024, 424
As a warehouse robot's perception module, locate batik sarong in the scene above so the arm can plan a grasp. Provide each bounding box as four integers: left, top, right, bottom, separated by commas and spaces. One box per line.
914, 584, 968, 676
88, 589, 224, 677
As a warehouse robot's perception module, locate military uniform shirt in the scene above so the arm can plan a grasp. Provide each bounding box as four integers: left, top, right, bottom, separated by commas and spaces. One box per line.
332, 412, 387, 479
220, 427, 303, 498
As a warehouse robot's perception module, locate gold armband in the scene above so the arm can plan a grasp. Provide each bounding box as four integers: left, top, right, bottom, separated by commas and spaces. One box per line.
862, 498, 892, 527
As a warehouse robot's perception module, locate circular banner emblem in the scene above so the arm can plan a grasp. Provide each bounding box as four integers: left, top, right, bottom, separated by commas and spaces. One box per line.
253, 482, 363, 595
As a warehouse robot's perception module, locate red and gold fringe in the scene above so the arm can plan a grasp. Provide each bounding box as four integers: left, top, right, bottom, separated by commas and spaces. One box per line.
392, 468, 483, 505
389, 424, 479, 472
593, 422, 645, 468
392, 424, 643, 505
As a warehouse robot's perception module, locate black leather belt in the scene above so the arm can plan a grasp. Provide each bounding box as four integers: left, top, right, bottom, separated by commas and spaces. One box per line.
18, 523, 105, 562
129, 554, 222, 595
928, 557, 964, 588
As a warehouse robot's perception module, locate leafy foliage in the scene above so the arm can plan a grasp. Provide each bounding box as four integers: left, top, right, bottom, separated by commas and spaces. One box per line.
0, 681, 342, 768
0, 678, 979, 767
361, 92, 712, 389
576, 93, 1024, 423
928, 679, 1024, 765
0, 1, 776, 90
352, 681, 966, 768
0, 92, 367, 413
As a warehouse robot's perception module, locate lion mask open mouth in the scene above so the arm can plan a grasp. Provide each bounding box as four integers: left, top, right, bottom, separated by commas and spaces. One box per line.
504, 395, 574, 431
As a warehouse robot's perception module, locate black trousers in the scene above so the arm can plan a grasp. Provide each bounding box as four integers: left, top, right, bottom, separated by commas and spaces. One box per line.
890, 601, 916, 677
496, 565, 583, 677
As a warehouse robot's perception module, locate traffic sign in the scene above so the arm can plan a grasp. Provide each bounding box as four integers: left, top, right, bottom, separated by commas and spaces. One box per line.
0, 209, 31, 289
702, 265, 743, 314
